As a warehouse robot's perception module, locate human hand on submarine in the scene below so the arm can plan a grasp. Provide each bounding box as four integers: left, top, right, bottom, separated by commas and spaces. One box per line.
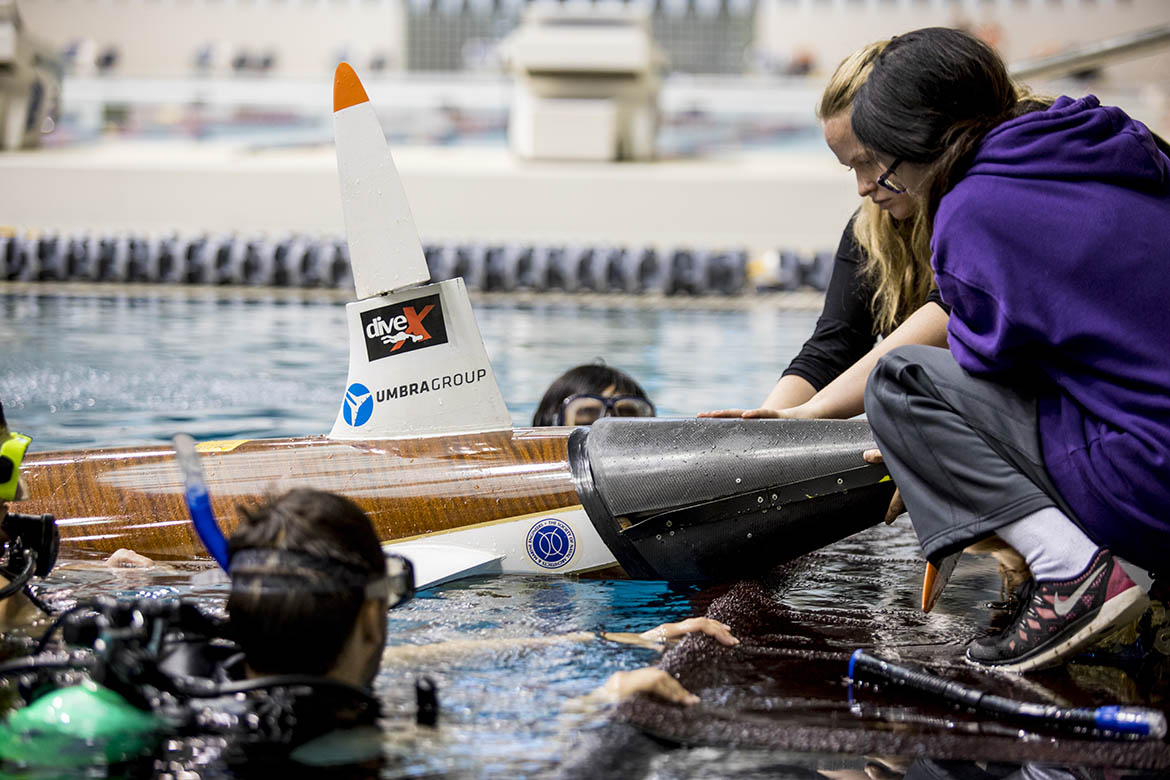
601, 617, 738, 649
697, 405, 819, 420
863, 449, 905, 524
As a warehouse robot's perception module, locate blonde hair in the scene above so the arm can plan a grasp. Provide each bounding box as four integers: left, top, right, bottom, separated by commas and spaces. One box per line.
820, 40, 934, 335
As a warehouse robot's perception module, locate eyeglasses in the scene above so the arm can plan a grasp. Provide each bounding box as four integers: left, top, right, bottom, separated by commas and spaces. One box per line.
877, 157, 907, 195
0, 431, 31, 502
557, 394, 655, 426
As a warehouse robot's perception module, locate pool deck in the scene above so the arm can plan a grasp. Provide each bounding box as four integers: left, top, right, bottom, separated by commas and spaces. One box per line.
0, 140, 858, 256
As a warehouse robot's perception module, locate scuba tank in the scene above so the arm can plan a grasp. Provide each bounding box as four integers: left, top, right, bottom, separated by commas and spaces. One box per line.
0, 681, 162, 767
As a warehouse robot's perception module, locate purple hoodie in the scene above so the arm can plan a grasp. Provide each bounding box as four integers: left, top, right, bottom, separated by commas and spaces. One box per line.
932, 95, 1170, 573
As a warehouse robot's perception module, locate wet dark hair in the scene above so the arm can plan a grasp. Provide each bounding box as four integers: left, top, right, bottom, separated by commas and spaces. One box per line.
851, 27, 1045, 223
531, 363, 651, 427
227, 488, 386, 677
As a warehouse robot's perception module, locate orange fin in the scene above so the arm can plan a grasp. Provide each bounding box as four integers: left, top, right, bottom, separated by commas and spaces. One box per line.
333, 62, 370, 112
921, 552, 962, 613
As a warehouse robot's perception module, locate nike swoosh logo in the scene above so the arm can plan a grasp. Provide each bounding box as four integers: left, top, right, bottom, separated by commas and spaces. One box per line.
1052, 564, 1106, 617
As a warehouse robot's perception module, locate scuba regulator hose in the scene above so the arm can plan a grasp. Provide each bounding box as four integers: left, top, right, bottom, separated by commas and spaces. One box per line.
172, 434, 229, 570
0, 512, 60, 613
848, 649, 1168, 739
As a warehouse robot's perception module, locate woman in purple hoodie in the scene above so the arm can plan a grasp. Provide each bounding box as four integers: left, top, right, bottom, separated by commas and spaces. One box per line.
850, 27, 1170, 672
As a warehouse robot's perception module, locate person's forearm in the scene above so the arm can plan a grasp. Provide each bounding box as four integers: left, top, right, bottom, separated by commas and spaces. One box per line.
802, 302, 949, 419
759, 374, 817, 410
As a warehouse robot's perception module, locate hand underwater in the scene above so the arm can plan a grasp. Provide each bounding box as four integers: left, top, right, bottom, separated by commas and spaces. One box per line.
105, 549, 156, 568
601, 667, 699, 706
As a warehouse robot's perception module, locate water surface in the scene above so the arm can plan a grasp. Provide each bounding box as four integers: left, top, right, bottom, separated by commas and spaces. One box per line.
1, 290, 1163, 778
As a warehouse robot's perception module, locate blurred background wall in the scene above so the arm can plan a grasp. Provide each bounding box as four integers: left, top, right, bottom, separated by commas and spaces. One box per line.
16, 0, 1169, 84
3, 0, 1168, 291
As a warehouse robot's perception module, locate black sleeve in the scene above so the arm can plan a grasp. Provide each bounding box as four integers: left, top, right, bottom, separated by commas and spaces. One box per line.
925, 287, 952, 315
781, 220, 879, 391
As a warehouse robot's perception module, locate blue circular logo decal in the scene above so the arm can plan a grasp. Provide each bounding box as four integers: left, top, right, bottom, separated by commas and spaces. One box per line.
343, 383, 373, 427
526, 518, 576, 569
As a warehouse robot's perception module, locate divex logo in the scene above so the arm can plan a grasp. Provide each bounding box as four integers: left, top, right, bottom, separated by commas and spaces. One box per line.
360, 294, 448, 362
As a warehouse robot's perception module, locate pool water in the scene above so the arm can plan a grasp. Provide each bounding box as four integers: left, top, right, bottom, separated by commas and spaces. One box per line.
0, 290, 817, 446
1, 290, 1164, 778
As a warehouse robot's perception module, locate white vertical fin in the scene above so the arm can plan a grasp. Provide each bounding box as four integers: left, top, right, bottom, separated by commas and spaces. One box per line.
329, 64, 512, 439
332, 62, 430, 298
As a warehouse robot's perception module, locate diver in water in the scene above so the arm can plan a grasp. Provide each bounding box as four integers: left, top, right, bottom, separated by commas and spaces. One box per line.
532, 362, 655, 427
163, 487, 415, 771
226, 488, 397, 691
0, 487, 413, 773
93, 488, 735, 735
0, 402, 56, 632
852, 27, 1170, 672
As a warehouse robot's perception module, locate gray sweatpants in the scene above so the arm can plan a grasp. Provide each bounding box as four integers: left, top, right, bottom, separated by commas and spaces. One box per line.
864, 345, 1080, 565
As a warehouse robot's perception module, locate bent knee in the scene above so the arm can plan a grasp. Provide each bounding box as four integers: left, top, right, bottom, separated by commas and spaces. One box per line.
866, 346, 917, 407
865, 345, 940, 432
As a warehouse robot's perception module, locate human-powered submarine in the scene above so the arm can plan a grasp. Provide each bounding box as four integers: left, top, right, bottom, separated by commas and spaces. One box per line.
15, 64, 894, 587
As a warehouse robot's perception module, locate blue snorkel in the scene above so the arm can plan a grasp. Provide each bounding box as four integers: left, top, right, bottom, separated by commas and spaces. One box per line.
173, 434, 230, 571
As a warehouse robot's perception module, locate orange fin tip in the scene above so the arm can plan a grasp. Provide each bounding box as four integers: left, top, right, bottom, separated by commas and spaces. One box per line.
333, 62, 370, 112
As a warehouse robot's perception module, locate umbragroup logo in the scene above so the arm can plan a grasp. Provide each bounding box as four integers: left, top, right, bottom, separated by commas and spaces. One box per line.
343, 382, 374, 427
361, 294, 448, 362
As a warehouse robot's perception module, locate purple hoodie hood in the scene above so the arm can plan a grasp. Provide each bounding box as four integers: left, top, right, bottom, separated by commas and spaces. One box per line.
930, 95, 1170, 572
967, 94, 1170, 189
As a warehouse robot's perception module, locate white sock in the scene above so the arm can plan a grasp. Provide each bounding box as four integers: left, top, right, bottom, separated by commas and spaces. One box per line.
995, 506, 1100, 582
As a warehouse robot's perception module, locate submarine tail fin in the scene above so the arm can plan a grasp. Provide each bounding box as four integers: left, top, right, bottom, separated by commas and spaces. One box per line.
329, 63, 512, 439
332, 61, 429, 298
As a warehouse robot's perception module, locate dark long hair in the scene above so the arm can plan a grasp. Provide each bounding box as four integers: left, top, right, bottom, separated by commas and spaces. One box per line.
851, 27, 1043, 224
531, 363, 650, 426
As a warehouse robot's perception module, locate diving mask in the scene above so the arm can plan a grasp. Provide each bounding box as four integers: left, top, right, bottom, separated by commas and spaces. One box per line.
557, 394, 655, 426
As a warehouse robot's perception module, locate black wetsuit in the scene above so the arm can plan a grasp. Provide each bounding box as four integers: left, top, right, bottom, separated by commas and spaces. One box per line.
781, 219, 947, 391
163, 673, 386, 777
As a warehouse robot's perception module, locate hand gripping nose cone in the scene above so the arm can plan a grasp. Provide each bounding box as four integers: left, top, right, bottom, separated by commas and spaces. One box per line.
333, 62, 430, 299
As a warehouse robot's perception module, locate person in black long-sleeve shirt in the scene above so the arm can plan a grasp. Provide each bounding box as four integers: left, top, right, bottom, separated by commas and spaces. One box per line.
772, 218, 951, 415
703, 40, 949, 423
783, 220, 888, 393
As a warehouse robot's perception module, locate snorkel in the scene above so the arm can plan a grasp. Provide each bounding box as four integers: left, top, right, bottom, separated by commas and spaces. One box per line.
173, 433, 229, 570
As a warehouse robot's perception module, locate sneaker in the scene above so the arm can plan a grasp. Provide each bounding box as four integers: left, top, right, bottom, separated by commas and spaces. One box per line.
965, 548, 1149, 673
986, 577, 1032, 632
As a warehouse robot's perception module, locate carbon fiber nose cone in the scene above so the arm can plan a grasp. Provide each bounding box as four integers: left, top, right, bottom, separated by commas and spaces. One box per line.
569, 417, 895, 582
